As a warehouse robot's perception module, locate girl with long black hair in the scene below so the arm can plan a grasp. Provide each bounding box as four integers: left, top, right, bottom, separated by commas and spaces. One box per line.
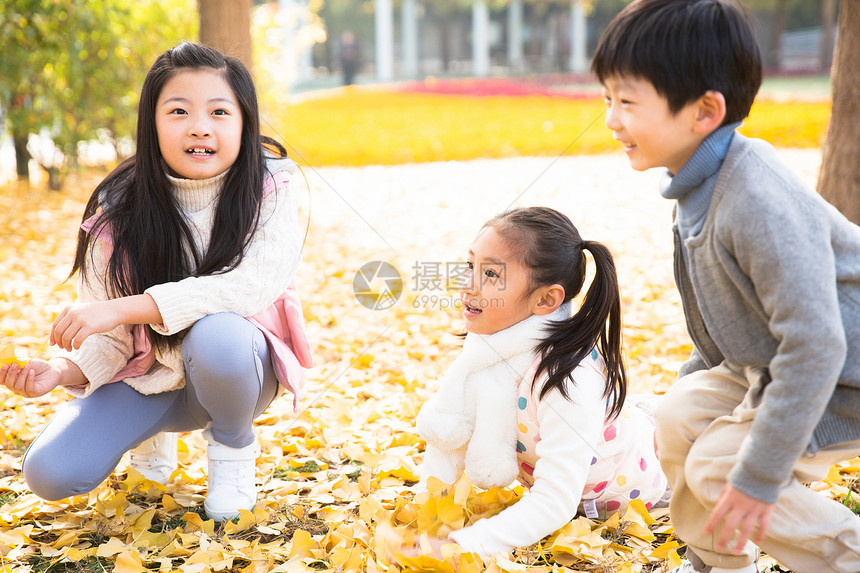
0, 42, 311, 522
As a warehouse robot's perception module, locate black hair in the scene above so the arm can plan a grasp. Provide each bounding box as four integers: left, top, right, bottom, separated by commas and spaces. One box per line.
591, 0, 762, 125
71, 41, 287, 349
486, 207, 627, 420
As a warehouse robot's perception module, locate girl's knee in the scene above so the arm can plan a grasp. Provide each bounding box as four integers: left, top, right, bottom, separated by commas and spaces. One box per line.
183, 313, 251, 356
23, 446, 95, 501
182, 313, 264, 381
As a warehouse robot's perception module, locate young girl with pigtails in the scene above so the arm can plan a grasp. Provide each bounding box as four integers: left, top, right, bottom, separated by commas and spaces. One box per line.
0, 42, 311, 522
415, 206, 668, 557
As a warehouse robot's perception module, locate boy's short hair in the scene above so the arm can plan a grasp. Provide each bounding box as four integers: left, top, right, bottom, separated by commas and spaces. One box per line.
592, 0, 762, 125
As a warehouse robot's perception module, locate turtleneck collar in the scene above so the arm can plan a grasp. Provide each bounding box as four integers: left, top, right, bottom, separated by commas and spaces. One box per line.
166, 169, 229, 213
660, 121, 742, 202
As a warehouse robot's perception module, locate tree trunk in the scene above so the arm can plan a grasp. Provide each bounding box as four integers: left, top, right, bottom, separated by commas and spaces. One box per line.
13, 131, 29, 181
44, 166, 63, 191
198, 0, 253, 71
439, 11, 451, 72
818, 1, 860, 224
766, 0, 787, 69
821, 0, 837, 71
528, 6, 541, 59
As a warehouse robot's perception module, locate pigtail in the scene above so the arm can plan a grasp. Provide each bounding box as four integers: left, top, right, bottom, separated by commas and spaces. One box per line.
486, 207, 627, 421
535, 240, 626, 420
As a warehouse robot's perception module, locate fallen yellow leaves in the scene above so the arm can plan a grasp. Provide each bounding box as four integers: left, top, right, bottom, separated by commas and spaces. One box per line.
360, 474, 688, 573
0, 143, 835, 573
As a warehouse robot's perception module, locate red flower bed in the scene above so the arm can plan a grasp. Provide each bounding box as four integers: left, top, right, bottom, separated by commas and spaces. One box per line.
399, 77, 597, 99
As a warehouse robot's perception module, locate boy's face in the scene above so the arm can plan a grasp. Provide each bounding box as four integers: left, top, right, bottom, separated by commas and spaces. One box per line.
602, 75, 706, 175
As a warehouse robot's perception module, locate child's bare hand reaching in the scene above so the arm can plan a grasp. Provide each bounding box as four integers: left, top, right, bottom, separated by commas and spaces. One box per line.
50, 294, 161, 351
0, 359, 64, 398
51, 302, 124, 351
704, 483, 774, 555
394, 536, 458, 562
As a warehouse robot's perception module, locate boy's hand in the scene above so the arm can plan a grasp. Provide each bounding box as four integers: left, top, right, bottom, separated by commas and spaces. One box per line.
704, 483, 773, 554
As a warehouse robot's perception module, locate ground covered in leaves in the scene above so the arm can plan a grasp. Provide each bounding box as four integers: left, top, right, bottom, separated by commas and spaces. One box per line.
0, 150, 856, 573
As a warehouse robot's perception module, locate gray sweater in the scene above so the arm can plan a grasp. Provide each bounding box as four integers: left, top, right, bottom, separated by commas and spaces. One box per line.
673, 133, 860, 503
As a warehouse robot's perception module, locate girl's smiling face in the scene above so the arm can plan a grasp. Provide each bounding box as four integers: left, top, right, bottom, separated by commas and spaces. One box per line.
460, 226, 537, 335
155, 69, 243, 180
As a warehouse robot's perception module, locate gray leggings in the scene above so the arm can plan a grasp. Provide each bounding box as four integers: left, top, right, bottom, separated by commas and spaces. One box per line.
22, 312, 280, 501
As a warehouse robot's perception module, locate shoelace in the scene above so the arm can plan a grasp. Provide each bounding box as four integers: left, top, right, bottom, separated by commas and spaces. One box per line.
209, 459, 254, 487
129, 451, 162, 470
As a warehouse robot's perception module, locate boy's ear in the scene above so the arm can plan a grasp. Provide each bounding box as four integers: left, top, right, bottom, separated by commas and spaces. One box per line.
693, 90, 727, 134
532, 284, 565, 315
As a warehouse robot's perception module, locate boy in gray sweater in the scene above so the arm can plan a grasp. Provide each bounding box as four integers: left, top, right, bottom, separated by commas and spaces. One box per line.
592, 1, 860, 572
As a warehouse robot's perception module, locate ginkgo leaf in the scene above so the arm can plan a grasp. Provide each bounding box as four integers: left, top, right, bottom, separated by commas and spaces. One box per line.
96, 538, 128, 558
666, 548, 684, 569
113, 550, 148, 573
64, 547, 94, 562
0, 344, 26, 368
288, 530, 320, 560
155, 539, 192, 559
650, 540, 681, 559
824, 463, 844, 486
393, 550, 456, 573
223, 509, 256, 533
453, 474, 472, 507
623, 498, 657, 526
434, 496, 465, 529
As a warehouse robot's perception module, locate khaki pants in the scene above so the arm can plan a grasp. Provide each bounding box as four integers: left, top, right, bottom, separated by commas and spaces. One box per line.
655, 362, 860, 572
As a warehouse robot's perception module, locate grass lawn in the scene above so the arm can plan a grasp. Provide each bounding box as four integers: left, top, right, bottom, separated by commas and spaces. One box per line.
266, 76, 830, 168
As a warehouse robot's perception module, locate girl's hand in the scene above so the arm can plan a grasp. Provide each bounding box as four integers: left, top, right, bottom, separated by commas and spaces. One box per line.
0, 358, 63, 398
50, 301, 125, 351
50, 295, 161, 351
397, 536, 453, 560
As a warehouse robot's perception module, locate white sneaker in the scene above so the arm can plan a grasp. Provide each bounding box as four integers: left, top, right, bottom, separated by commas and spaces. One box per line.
669, 561, 758, 573
128, 432, 178, 485
203, 430, 260, 522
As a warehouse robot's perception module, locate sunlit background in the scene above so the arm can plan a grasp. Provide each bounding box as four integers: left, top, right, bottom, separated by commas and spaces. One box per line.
0, 2, 846, 572
0, 0, 836, 186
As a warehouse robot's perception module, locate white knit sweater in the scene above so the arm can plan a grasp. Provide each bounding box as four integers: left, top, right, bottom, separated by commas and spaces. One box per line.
59, 158, 301, 398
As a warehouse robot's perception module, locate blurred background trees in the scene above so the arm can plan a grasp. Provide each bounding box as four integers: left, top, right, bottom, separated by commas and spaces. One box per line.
200, 0, 253, 69
0, 0, 195, 188
0, 0, 844, 191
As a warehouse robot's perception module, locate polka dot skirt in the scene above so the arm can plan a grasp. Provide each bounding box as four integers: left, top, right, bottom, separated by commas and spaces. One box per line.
516, 351, 669, 519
